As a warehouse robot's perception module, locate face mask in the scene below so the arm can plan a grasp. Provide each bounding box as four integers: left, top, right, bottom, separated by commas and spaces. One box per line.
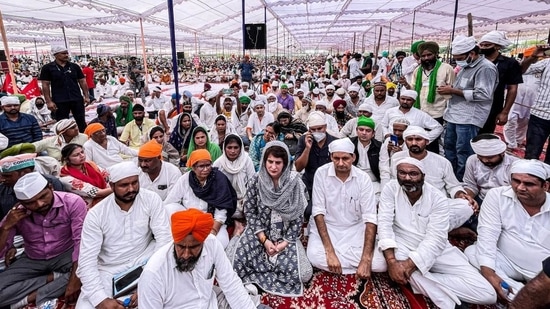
455, 55, 471, 68
479, 47, 496, 56
312, 132, 326, 142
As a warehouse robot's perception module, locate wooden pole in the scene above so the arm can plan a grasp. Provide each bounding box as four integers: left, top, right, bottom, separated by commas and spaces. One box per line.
467, 13, 473, 36
374, 26, 383, 66
0, 9, 18, 94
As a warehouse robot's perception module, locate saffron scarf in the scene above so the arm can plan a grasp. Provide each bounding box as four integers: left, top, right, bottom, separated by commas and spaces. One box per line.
414, 60, 441, 109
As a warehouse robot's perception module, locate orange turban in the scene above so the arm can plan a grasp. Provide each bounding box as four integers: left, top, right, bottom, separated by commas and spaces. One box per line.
186, 149, 212, 168
523, 46, 537, 58
138, 140, 162, 158
171, 209, 214, 243
84, 123, 105, 138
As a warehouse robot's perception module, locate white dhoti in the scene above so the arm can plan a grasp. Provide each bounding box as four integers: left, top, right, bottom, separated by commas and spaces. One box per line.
372, 243, 496, 309
465, 244, 534, 299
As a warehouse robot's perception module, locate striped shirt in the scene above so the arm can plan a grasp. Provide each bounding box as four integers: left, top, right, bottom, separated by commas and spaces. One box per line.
0, 113, 43, 147
524, 58, 550, 120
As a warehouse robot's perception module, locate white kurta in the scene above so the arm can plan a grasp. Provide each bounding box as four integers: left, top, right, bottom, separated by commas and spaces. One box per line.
307, 164, 377, 274
138, 237, 257, 309
76, 189, 172, 308
364, 96, 399, 140
200, 103, 218, 128
245, 112, 275, 135
462, 154, 518, 200
83, 136, 138, 169
379, 139, 408, 189
138, 161, 182, 201
466, 186, 550, 286
380, 107, 443, 142
375, 181, 496, 308
164, 173, 229, 247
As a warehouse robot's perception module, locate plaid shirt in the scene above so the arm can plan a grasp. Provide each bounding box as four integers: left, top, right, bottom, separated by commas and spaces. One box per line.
525, 58, 550, 120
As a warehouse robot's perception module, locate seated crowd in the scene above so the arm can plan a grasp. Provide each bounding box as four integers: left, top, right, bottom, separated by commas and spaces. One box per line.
1, 33, 550, 309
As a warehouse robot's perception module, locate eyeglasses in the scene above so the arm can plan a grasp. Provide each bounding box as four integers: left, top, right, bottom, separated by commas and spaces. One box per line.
397, 170, 422, 178
194, 163, 212, 171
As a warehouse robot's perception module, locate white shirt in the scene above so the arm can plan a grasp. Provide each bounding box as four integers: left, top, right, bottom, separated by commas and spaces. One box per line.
364, 96, 399, 141
463, 154, 518, 200
391, 151, 464, 198
146, 94, 168, 112
77, 189, 172, 307
96, 83, 113, 98
379, 138, 408, 189
323, 113, 340, 137
139, 161, 182, 201
378, 180, 450, 274
245, 112, 275, 135
164, 173, 227, 223
138, 237, 256, 309
83, 136, 138, 169
356, 141, 376, 182
310, 164, 377, 261
401, 55, 420, 83
200, 102, 218, 128
476, 186, 550, 278
381, 107, 443, 142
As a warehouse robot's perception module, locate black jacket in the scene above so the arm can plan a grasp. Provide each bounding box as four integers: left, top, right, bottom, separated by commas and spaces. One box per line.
350, 136, 381, 182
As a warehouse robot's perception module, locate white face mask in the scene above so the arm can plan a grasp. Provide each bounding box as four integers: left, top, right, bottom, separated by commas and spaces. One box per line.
455, 55, 471, 68
312, 132, 326, 142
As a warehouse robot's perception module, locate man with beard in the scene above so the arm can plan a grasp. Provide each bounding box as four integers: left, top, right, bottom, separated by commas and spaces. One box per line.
277, 84, 295, 112
120, 104, 156, 150
465, 160, 550, 305
39, 46, 89, 132
83, 123, 137, 169
392, 126, 478, 234
399, 41, 455, 153
332, 100, 353, 130
77, 161, 172, 309
373, 158, 496, 309
307, 138, 377, 279
464, 134, 518, 205
138, 140, 181, 201
138, 209, 258, 309
379, 118, 410, 188
380, 90, 443, 145
345, 84, 362, 117
321, 84, 337, 107
478, 31, 523, 134
339, 103, 374, 138
364, 83, 399, 141
0, 173, 86, 308
0, 96, 42, 148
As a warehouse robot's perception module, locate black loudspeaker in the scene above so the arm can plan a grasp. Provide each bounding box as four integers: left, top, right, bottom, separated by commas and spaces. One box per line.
176, 52, 185, 60
244, 23, 267, 50
0, 50, 6, 62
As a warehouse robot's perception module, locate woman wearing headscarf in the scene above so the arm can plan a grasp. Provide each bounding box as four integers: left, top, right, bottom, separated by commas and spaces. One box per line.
26, 97, 56, 130
168, 112, 198, 165
146, 126, 180, 166
59, 143, 112, 208
249, 122, 283, 171
164, 149, 237, 248
213, 134, 255, 235
231, 141, 312, 296
32, 119, 88, 161
209, 115, 236, 150
186, 126, 222, 164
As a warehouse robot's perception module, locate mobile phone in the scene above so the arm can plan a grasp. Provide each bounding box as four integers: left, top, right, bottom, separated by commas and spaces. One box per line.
222, 88, 232, 95
390, 134, 398, 146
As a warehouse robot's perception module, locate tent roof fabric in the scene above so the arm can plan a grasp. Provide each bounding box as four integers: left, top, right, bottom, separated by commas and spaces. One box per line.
1, 0, 549, 53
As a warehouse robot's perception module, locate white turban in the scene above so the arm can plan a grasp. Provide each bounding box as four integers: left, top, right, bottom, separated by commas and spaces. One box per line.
328, 138, 355, 154
51, 45, 68, 55
1, 96, 20, 106
312, 88, 320, 95
400, 89, 418, 100
153, 86, 162, 92
325, 85, 335, 90
348, 85, 361, 93
205, 91, 217, 100
480, 31, 512, 47
54, 119, 77, 134
253, 100, 265, 107
336, 88, 346, 95
307, 111, 327, 127
240, 81, 249, 87
296, 89, 304, 94
315, 101, 328, 108
470, 136, 506, 156
510, 159, 548, 180
358, 103, 373, 112
452, 35, 477, 55
108, 161, 140, 183
14, 172, 48, 200
271, 81, 279, 87
246, 90, 255, 97
266, 93, 277, 101
395, 157, 425, 174
403, 125, 429, 140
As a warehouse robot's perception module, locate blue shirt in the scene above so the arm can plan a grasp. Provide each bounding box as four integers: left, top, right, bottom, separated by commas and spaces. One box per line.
0, 113, 42, 147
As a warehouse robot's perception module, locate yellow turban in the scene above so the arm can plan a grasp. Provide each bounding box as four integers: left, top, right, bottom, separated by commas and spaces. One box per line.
138, 140, 163, 158
171, 209, 214, 243
186, 149, 212, 168
84, 123, 105, 138
386, 82, 397, 89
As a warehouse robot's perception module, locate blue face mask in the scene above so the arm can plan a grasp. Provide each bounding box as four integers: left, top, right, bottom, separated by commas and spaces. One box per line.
456, 55, 471, 68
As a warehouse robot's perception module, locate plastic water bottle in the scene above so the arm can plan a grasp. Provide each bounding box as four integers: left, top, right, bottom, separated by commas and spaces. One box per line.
123, 297, 131, 308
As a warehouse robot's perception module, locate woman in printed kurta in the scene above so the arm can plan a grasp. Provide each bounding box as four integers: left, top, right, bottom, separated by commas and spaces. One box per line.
231, 141, 312, 296
59, 143, 111, 208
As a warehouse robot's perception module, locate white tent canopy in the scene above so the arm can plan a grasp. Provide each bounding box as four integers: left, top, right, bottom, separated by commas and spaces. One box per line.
0, 0, 549, 56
